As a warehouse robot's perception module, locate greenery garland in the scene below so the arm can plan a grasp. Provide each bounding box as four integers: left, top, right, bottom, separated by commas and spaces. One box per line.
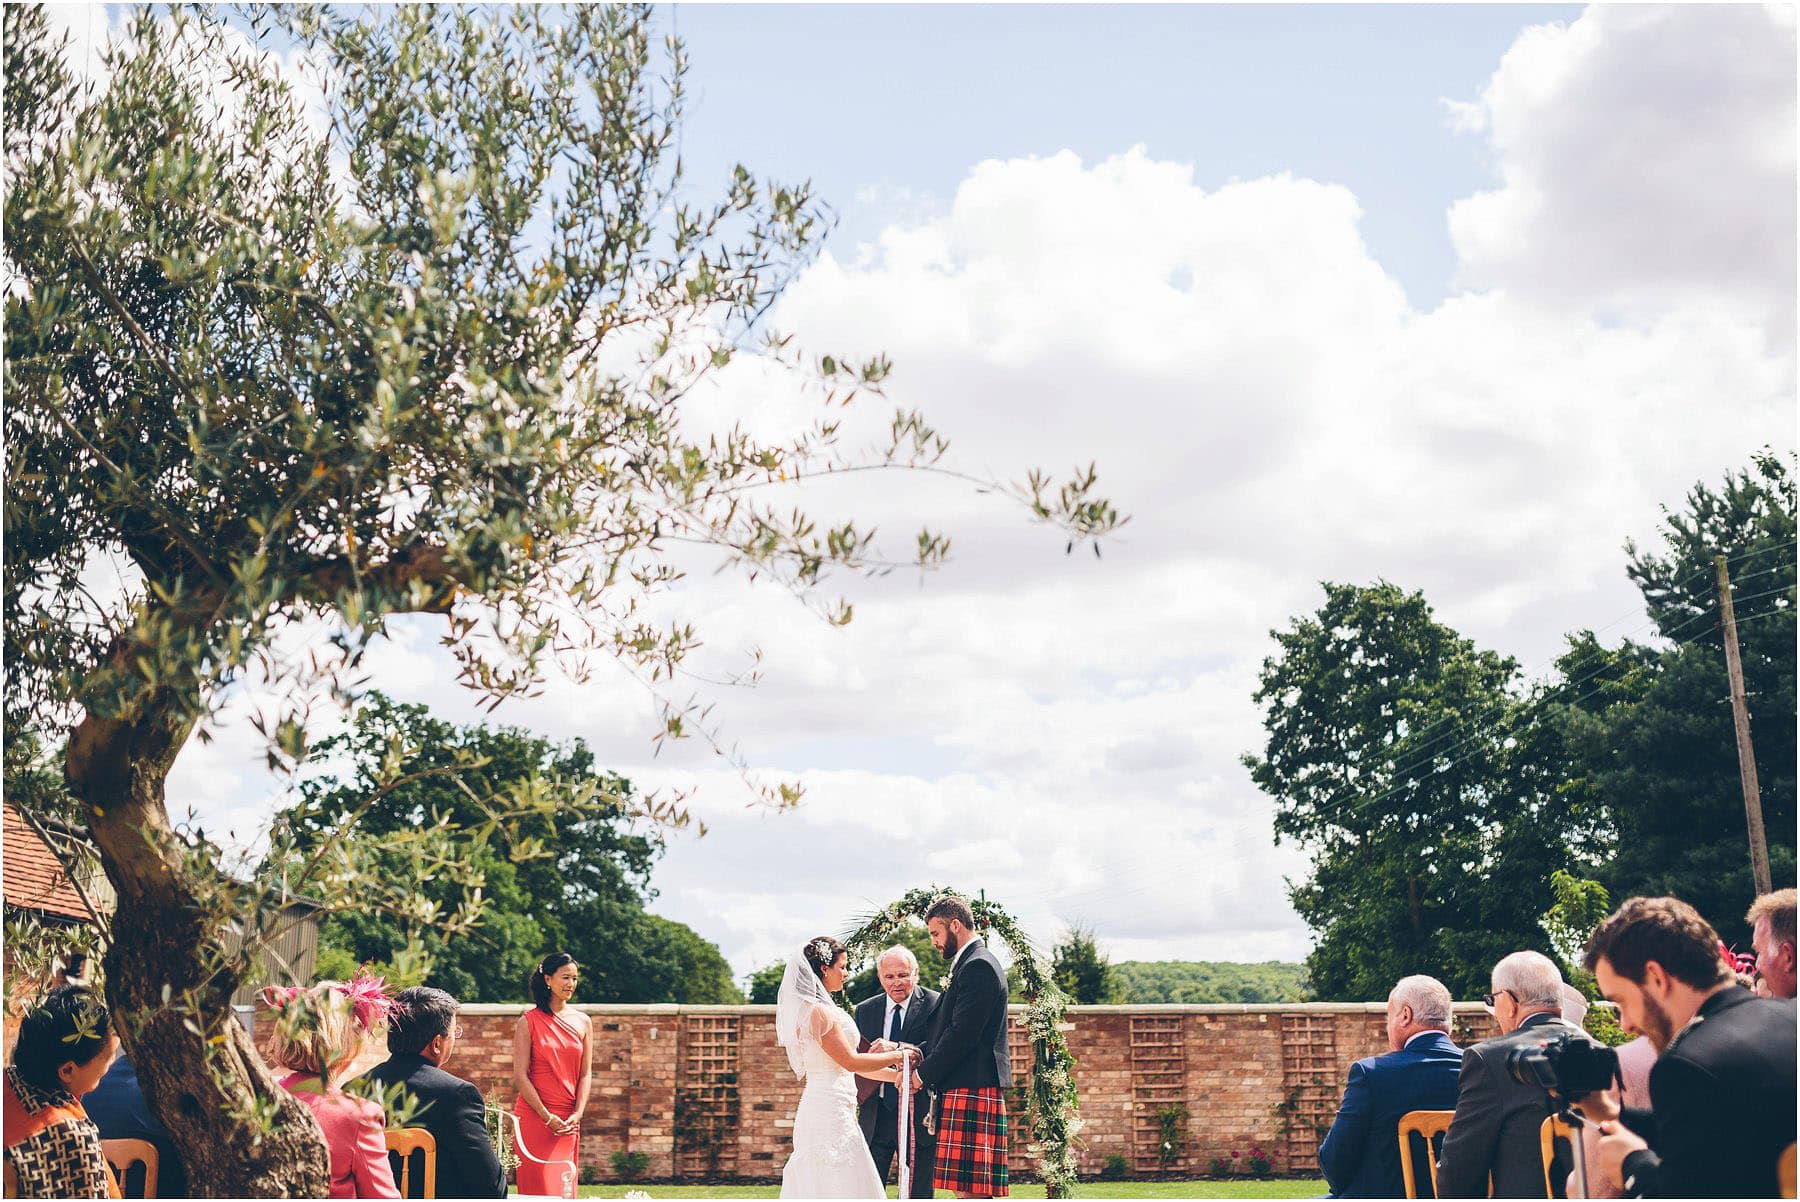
842, 886, 1083, 1198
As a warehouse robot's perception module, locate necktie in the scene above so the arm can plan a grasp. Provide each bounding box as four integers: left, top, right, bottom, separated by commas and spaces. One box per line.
884, 1004, 903, 1102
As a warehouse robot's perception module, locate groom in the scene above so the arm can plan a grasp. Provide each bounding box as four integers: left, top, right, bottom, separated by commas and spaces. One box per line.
855, 944, 940, 1197
913, 895, 1011, 1199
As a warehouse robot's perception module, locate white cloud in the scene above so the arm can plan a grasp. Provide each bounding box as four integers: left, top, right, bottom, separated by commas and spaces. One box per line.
154, 6, 1792, 985
1445, 5, 1796, 337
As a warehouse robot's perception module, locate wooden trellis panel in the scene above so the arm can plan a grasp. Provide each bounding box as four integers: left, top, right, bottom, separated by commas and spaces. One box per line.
677, 1015, 740, 1178
1005, 1017, 1034, 1148
1279, 1014, 1339, 1173
1130, 1015, 1188, 1174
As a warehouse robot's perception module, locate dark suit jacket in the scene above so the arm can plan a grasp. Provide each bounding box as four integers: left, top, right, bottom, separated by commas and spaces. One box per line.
363, 1053, 507, 1199
83, 1055, 189, 1199
1616, 988, 1797, 1198
855, 986, 941, 1141
1318, 1031, 1463, 1198
917, 939, 1011, 1092
1436, 1012, 1578, 1198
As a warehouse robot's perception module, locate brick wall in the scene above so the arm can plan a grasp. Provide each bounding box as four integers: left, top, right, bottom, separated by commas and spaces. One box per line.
260, 1002, 1503, 1183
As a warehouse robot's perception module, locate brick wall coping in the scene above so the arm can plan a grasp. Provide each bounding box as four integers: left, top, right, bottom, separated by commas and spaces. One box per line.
449, 1000, 1538, 1017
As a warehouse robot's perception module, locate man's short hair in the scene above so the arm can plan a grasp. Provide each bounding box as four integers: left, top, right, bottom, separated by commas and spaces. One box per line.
1584, 896, 1733, 990
388, 986, 459, 1055
1558, 983, 1590, 1026
877, 944, 919, 974
1746, 888, 1797, 947
925, 895, 975, 930
1387, 974, 1452, 1029
1492, 950, 1565, 1009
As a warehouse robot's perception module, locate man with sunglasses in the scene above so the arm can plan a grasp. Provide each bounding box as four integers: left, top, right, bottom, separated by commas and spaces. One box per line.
367, 986, 508, 1198
1437, 951, 1584, 1198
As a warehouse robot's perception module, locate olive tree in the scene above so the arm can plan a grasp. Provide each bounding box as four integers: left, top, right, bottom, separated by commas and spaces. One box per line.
3, 4, 1119, 1193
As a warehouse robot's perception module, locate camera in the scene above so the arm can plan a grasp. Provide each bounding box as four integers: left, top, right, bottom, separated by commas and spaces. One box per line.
1505, 1029, 1620, 1100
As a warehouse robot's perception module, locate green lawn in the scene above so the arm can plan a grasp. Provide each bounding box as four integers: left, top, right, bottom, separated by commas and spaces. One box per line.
560, 1183, 1324, 1199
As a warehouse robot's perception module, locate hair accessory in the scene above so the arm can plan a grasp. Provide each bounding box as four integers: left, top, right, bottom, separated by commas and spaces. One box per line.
1719, 940, 1756, 975
336, 973, 394, 1032
261, 984, 304, 1009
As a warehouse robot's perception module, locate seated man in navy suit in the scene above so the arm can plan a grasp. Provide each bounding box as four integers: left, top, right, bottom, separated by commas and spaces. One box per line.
1318, 975, 1463, 1198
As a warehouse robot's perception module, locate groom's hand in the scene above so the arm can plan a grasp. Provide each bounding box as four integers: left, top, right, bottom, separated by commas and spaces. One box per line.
911, 1071, 924, 1092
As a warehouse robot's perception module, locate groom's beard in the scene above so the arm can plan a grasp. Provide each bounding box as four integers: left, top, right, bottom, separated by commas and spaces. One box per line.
940, 931, 962, 962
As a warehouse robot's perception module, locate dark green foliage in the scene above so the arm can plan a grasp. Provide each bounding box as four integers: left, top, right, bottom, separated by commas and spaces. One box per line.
745, 960, 786, 1006
1111, 960, 1311, 1004
609, 1150, 651, 1179
1099, 1154, 1130, 1181
1051, 924, 1122, 1004
1245, 582, 1579, 1000
1581, 454, 1797, 944
283, 693, 740, 1003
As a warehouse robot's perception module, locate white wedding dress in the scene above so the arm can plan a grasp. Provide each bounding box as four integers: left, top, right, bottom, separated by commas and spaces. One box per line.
776, 952, 886, 1199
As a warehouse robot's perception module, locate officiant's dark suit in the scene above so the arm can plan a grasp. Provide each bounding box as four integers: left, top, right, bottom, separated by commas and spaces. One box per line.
855, 983, 941, 1197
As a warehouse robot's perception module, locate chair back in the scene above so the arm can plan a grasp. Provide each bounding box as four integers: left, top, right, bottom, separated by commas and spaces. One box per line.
1779, 1142, 1796, 1200
102, 1138, 159, 1199
385, 1127, 437, 1199
1539, 1114, 1575, 1198
1397, 1109, 1456, 1199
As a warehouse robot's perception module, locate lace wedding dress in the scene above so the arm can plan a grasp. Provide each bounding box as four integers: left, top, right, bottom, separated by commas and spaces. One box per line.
775, 952, 885, 1199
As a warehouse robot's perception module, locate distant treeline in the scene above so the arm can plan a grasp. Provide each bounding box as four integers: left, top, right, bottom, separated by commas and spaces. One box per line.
1110, 960, 1311, 1004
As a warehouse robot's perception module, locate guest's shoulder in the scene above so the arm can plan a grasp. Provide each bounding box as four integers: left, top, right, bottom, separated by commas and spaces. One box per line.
855, 993, 883, 1016
919, 986, 941, 1005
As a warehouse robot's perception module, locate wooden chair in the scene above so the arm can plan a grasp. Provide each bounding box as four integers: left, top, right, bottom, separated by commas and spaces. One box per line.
1540, 1114, 1574, 1198
1397, 1109, 1456, 1199
385, 1127, 437, 1200
1779, 1142, 1796, 1199
102, 1138, 159, 1199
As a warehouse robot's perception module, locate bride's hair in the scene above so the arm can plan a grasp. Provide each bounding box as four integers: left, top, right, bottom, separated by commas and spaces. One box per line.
802, 936, 846, 981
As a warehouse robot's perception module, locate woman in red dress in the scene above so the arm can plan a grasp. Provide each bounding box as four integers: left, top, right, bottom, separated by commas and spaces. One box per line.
512, 953, 591, 1197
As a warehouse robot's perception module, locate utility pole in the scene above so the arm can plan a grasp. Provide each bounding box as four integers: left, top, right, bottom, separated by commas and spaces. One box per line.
1715, 554, 1771, 896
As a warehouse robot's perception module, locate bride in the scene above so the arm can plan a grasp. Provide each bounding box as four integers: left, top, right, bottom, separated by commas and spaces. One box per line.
776, 936, 914, 1199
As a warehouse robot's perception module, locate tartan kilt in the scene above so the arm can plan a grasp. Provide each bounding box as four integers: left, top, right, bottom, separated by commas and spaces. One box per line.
932, 1087, 1009, 1197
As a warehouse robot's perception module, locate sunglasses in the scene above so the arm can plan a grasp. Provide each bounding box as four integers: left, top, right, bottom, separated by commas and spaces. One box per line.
1482, 989, 1515, 1008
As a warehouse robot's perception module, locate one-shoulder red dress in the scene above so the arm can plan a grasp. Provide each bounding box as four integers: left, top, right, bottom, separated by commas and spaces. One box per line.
514, 1008, 583, 1197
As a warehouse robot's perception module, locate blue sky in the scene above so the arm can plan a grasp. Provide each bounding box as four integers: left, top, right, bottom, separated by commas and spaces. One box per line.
60, 2, 1785, 983
664, 4, 1579, 309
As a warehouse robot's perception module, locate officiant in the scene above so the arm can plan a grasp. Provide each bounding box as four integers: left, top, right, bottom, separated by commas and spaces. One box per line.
855, 945, 941, 1196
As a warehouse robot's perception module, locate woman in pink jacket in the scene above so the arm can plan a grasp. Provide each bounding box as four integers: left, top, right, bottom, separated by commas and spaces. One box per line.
264, 978, 400, 1199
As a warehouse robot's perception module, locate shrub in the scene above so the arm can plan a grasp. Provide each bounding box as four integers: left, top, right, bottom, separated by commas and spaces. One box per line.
1208, 1155, 1231, 1177
1247, 1146, 1273, 1178
1099, 1154, 1129, 1181
1154, 1102, 1190, 1172
609, 1150, 652, 1180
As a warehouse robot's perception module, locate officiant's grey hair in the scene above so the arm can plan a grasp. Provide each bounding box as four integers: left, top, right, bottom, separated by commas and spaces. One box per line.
878, 945, 918, 973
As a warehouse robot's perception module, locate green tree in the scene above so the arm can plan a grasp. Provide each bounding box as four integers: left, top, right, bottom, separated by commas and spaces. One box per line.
1245, 582, 1576, 1000
1570, 455, 1797, 944
3, 5, 1118, 1192
1110, 961, 1311, 1004
1050, 924, 1121, 1004
746, 960, 786, 1006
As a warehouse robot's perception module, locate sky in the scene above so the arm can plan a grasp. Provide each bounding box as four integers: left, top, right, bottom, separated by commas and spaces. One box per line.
45, 3, 1797, 989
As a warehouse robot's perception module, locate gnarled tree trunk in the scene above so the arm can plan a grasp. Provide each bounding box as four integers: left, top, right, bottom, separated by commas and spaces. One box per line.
67, 702, 330, 1198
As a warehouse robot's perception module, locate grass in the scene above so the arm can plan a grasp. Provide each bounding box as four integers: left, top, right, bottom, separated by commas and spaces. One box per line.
559, 1182, 1325, 1199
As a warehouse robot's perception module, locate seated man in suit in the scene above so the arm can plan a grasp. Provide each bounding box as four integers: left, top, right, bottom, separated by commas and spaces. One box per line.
1436, 951, 1582, 1198
1578, 895, 1798, 1197
1318, 974, 1463, 1198
364, 986, 507, 1199
855, 943, 941, 1198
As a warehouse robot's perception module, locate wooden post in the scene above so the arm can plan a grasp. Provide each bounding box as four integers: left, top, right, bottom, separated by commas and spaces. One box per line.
1715, 554, 1771, 896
